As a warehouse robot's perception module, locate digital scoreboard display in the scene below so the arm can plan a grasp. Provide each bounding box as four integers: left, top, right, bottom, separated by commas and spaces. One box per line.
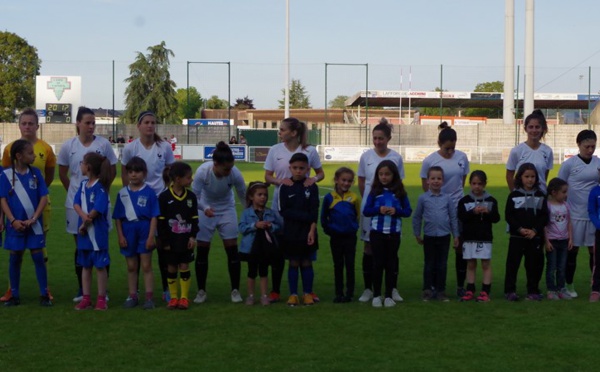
45, 103, 72, 123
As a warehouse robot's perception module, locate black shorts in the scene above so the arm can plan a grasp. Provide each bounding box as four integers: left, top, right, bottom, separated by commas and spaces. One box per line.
164, 248, 194, 266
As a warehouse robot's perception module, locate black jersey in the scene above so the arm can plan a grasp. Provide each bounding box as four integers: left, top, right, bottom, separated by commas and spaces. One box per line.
158, 185, 199, 251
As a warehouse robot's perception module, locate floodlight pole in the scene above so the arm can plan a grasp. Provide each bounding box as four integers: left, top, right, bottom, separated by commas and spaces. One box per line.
186, 61, 232, 144
324, 63, 369, 145
284, 0, 290, 118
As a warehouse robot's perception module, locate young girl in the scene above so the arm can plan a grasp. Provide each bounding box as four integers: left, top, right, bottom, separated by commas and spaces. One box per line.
73, 152, 112, 310
238, 182, 281, 306
363, 160, 412, 308
321, 167, 361, 303
457, 170, 500, 302
279, 153, 320, 307
504, 163, 548, 301
544, 178, 573, 300
113, 157, 160, 310
158, 162, 199, 310
0, 140, 48, 307
192, 142, 246, 304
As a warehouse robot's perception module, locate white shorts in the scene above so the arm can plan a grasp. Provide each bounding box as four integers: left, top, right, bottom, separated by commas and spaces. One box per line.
462, 241, 492, 260
196, 209, 239, 242
572, 219, 595, 247
360, 216, 372, 242
66, 207, 113, 235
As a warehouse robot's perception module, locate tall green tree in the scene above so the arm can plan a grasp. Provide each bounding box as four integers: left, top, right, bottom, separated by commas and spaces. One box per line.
464, 81, 504, 118
205, 95, 229, 109
278, 79, 311, 109
0, 31, 41, 122
329, 95, 349, 108
175, 87, 202, 122
124, 41, 178, 124
233, 96, 255, 110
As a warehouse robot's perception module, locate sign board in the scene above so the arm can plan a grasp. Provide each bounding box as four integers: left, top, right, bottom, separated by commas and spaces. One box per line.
204, 145, 246, 161
322, 146, 370, 162
35, 76, 82, 124
188, 119, 231, 126
253, 147, 272, 162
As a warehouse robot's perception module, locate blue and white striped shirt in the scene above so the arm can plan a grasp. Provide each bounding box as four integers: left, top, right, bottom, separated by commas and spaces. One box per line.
362, 189, 412, 234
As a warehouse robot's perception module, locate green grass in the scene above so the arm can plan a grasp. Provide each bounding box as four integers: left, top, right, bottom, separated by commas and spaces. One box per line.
1, 162, 600, 371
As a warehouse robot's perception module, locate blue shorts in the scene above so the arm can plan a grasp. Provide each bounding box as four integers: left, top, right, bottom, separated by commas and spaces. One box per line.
119, 220, 153, 257
77, 250, 110, 269
4, 231, 45, 251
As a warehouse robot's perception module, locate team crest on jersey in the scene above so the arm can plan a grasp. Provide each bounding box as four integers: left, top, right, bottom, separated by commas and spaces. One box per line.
305, 189, 310, 199
346, 196, 352, 202
38, 152, 44, 160
137, 196, 147, 207
95, 149, 102, 154
90, 192, 95, 204
458, 161, 465, 169
187, 199, 192, 208
29, 177, 37, 189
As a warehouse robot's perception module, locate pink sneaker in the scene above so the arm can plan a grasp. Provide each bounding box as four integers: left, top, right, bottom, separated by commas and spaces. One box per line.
95, 297, 108, 311
589, 291, 600, 303
260, 295, 270, 306
75, 298, 92, 310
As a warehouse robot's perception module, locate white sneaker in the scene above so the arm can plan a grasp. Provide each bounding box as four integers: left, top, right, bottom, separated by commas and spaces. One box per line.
231, 289, 243, 303
359, 289, 373, 303
72, 295, 83, 303
194, 290, 207, 304
372, 296, 383, 308
391, 288, 404, 302
384, 297, 396, 307
565, 284, 578, 298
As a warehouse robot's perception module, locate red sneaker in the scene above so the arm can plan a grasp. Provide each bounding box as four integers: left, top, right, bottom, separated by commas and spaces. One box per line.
0, 288, 12, 302
310, 292, 320, 303
75, 298, 92, 310
167, 298, 179, 309
460, 291, 475, 302
476, 291, 491, 302
268, 291, 280, 303
95, 297, 108, 311
178, 298, 189, 310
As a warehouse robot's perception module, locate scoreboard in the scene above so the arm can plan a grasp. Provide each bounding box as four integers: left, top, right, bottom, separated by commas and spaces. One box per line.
45, 103, 72, 123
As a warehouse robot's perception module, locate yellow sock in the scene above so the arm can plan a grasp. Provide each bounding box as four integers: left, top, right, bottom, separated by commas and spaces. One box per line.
180, 269, 191, 300
167, 274, 178, 300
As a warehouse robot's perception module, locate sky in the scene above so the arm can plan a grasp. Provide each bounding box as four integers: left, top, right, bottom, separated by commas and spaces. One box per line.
2, 0, 600, 110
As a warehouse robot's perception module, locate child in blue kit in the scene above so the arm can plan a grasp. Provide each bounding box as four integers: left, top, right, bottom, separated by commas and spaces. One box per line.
279, 153, 320, 307
321, 167, 361, 303
413, 166, 460, 302
73, 152, 112, 311
238, 182, 281, 306
587, 178, 600, 302
363, 160, 412, 308
0, 140, 48, 307
113, 157, 160, 310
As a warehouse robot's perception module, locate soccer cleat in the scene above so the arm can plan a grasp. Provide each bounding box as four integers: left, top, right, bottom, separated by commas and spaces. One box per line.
72, 289, 83, 303
260, 295, 271, 306
245, 295, 255, 306
505, 292, 519, 302
74, 298, 92, 310
525, 293, 543, 301
4, 297, 20, 307
231, 289, 243, 303
268, 291, 280, 303
95, 298, 108, 311
460, 290, 475, 302
178, 298, 189, 310
589, 291, 600, 303
167, 298, 180, 309
547, 291, 560, 301
122, 296, 139, 309
302, 293, 314, 306
558, 288, 573, 300
371, 296, 383, 308
40, 295, 53, 307
193, 290, 207, 304
162, 290, 171, 302
383, 297, 396, 308
437, 292, 450, 302
456, 287, 466, 298
287, 294, 299, 307
142, 299, 155, 310
422, 289, 433, 302
565, 284, 578, 298
0, 288, 12, 302
358, 289, 373, 303
309, 292, 320, 303
476, 291, 490, 302
391, 288, 404, 302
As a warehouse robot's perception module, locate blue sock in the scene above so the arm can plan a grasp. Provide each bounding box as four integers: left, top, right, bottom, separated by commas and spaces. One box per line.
9, 254, 23, 299
301, 266, 314, 294
31, 251, 48, 296
288, 266, 299, 295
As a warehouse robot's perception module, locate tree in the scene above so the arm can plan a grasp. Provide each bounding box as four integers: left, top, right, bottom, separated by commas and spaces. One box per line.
205, 95, 229, 109
0, 31, 41, 122
233, 96, 255, 110
123, 41, 178, 124
463, 81, 504, 118
329, 95, 349, 108
278, 79, 311, 109
175, 87, 203, 122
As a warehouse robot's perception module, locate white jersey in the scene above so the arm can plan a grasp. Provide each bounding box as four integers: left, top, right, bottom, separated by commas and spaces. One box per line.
558, 155, 600, 220
121, 139, 175, 195
420, 150, 470, 207
358, 148, 405, 202
506, 142, 553, 193
264, 143, 322, 211
57, 136, 117, 208
192, 161, 246, 215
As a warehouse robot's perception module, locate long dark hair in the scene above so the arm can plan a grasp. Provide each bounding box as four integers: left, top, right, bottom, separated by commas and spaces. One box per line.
514, 162, 539, 190
76, 106, 95, 135
524, 109, 548, 139
372, 118, 392, 139
370, 160, 406, 200
137, 111, 163, 143
213, 141, 234, 164
245, 181, 269, 208
9, 139, 37, 195
162, 162, 192, 188
438, 121, 457, 145
82, 152, 111, 191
